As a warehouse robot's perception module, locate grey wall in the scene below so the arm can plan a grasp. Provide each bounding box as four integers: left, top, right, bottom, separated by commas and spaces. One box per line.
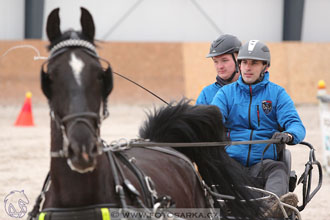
43, 0, 283, 42
1, 0, 330, 42
0, 0, 25, 40
302, 0, 330, 42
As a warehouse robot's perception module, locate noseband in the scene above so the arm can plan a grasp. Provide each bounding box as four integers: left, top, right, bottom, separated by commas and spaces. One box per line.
44, 39, 108, 159
50, 111, 103, 158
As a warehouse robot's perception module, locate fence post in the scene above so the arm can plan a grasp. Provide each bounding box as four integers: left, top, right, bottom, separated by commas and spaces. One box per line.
317, 80, 330, 175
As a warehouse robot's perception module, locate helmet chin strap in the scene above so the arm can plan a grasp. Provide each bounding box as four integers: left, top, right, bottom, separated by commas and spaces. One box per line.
254, 65, 268, 84
240, 64, 268, 85
227, 53, 239, 82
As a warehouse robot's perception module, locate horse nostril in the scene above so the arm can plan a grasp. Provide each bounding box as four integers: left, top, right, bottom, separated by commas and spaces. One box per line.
81, 152, 90, 162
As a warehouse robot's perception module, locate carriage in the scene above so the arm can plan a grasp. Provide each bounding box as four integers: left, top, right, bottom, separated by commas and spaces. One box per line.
27, 7, 322, 220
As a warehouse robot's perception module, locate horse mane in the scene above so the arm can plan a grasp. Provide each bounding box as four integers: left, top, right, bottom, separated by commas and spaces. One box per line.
139, 99, 264, 219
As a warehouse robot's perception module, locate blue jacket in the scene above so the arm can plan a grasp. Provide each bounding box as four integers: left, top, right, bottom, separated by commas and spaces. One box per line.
211, 72, 306, 167
196, 83, 222, 105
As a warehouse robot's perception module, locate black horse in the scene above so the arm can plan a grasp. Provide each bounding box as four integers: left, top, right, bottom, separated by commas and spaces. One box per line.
29, 7, 265, 220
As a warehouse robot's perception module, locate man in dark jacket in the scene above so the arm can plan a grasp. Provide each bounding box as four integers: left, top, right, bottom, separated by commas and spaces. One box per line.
196, 34, 241, 105
211, 40, 305, 217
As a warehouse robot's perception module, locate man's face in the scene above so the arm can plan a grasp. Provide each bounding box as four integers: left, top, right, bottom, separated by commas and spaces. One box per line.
212, 53, 237, 81
240, 59, 268, 84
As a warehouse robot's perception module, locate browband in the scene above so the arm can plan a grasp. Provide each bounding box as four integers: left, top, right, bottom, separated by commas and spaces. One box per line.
49, 39, 98, 58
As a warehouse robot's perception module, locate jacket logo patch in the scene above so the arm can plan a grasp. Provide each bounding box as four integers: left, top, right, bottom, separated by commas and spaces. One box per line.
262, 100, 272, 114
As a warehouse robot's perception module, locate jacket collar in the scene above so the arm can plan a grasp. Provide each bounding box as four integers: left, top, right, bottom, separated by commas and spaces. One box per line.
237, 71, 270, 94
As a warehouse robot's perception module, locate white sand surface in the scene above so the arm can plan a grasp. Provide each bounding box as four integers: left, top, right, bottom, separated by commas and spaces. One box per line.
0, 104, 329, 219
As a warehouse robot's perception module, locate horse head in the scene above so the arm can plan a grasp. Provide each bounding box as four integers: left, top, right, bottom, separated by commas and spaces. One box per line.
42, 8, 113, 173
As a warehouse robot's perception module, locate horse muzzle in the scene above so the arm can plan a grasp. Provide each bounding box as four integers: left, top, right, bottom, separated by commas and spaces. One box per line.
65, 136, 103, 173
50, 111, 103, 173
67, 156, 96, 174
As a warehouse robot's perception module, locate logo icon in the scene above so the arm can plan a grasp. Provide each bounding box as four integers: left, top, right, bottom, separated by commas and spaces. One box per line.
262, 100, 272, 115
4, 190, 29, 218
248, 40, 259, 53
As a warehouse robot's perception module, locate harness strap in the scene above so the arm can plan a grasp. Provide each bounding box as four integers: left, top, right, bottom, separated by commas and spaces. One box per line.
61, 112, 99, 123
106, 150, 128, 209
110, 151, 149, 209
115, 152, 155, 207
145, 146, 218, 209
27, 173, 51, 220
37, 207, 111, 220
38, 206, 195, 220
148, 147, 229, 212
145, 147, 207, 189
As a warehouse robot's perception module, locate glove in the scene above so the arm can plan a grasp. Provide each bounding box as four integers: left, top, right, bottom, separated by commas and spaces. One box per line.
272, 132, 293, 144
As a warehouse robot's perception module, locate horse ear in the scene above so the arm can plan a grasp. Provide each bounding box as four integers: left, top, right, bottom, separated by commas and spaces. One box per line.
46, 8, 62, 42
80, 7, 95, 41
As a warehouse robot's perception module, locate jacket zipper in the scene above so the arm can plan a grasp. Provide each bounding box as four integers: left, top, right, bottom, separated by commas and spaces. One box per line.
248, 86, 252, 128
246, 130, 254, 166
257, 105, 260, 126
246, 85, 253, 166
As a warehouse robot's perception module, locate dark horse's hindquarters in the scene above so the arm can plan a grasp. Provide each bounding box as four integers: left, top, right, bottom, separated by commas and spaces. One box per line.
30, 7, 265, 220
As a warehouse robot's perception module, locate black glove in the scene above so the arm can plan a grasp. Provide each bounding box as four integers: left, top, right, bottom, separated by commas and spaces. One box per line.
272, 132, 293, 144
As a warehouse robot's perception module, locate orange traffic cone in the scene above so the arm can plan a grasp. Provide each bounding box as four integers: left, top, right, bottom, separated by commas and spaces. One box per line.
14, 92, 34, 126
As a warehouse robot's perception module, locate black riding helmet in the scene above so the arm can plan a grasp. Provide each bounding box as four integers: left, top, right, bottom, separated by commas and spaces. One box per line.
206, 34, 241, 58
206, 34, 242, 84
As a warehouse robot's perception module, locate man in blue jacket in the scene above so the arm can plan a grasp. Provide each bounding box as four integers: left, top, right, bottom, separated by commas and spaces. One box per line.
211, 40, 305, 216
196, 34, 241, 105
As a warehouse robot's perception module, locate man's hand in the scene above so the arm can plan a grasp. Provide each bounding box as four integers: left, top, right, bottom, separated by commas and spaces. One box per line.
272, 132, 293, 144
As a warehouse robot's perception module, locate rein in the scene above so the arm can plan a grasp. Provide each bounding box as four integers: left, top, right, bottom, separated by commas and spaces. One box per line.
104, 138, 281, 151
46, 38, 169, 106
111, 71, 169, 105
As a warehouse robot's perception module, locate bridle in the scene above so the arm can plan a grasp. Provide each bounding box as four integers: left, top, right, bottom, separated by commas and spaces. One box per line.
42, 38, 111, 159
49, 111, 102, 158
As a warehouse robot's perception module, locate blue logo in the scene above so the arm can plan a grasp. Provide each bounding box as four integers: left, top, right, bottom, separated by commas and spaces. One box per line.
4, 190, 29, 218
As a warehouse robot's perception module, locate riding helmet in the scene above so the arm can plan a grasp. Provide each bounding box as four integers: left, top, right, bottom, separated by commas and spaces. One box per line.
206, 34, 241, 58
237, 40, 271, 67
